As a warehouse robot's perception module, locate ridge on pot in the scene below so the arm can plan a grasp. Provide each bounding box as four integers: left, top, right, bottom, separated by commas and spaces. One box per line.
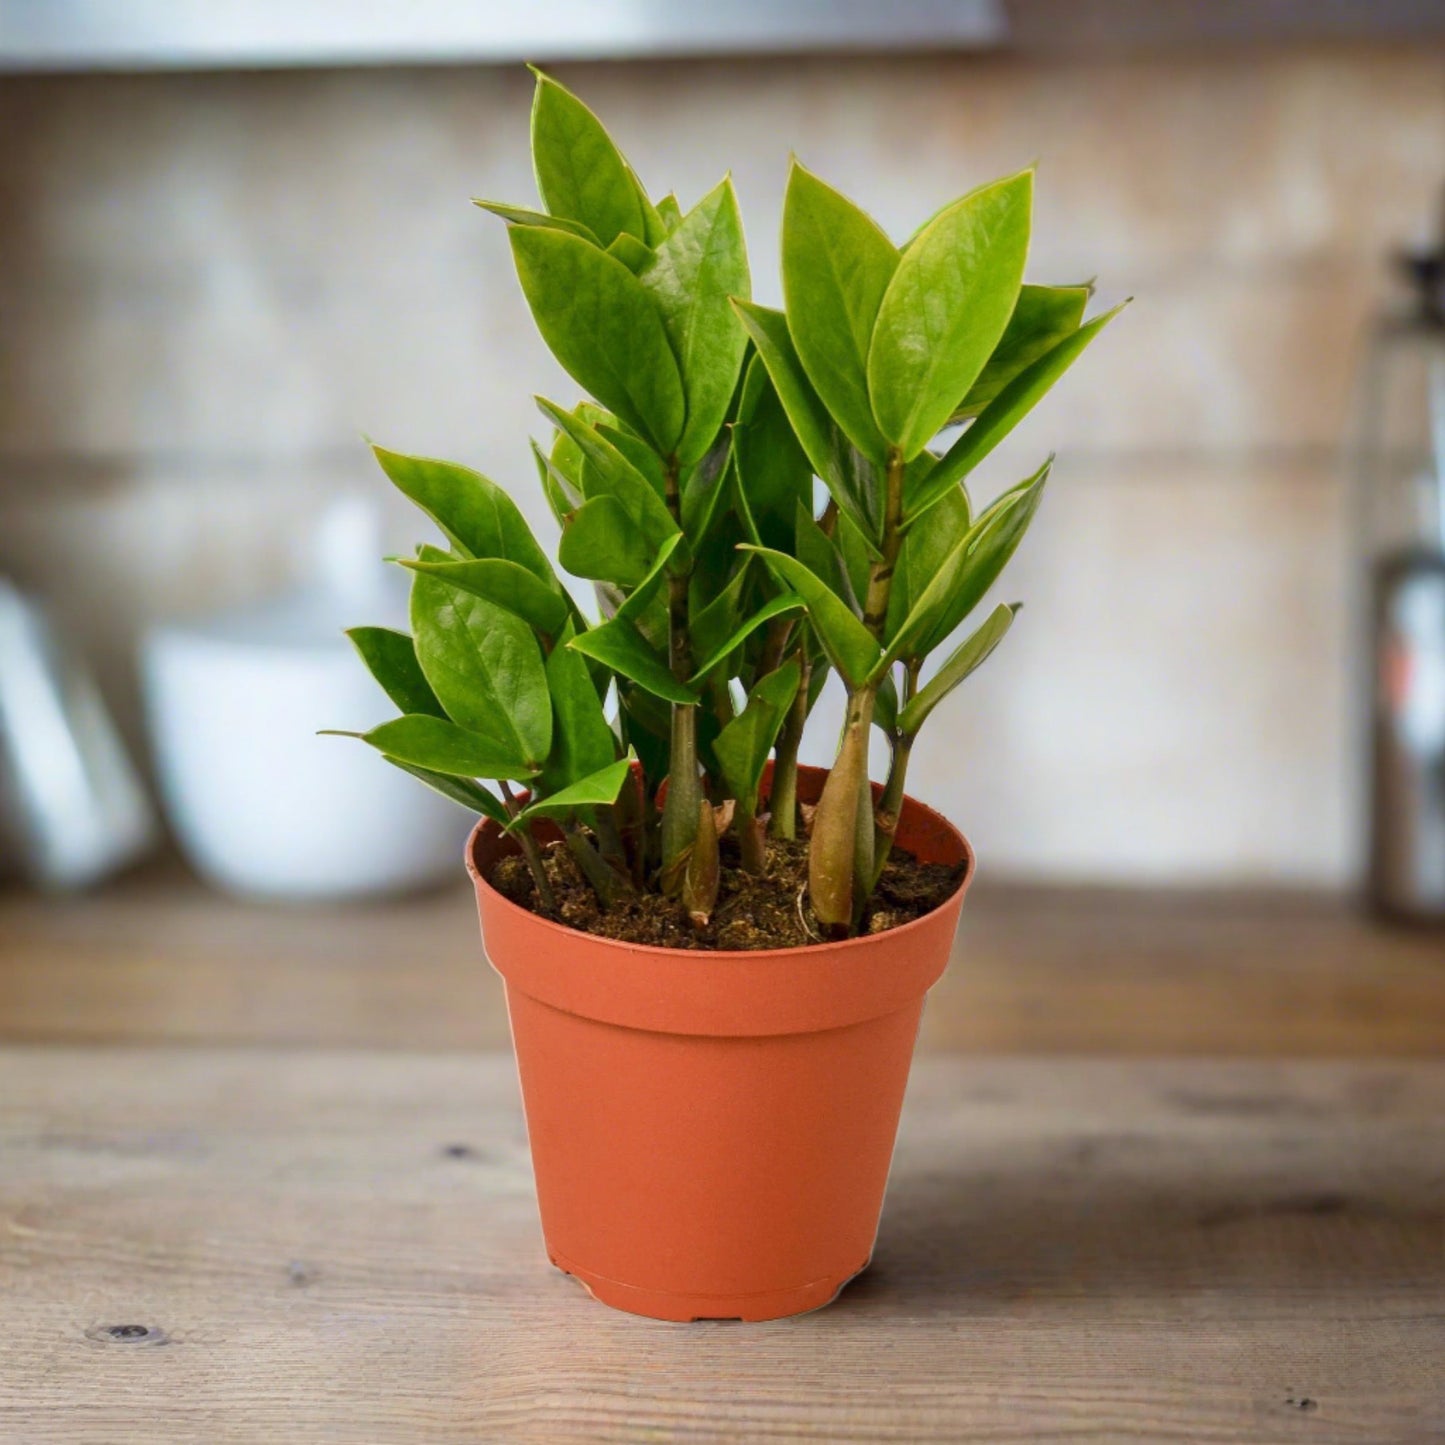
469, 766, 974, 1322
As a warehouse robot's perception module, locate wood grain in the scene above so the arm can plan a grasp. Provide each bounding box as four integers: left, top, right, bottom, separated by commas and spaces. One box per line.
2, 868, 1443, 1053
0, 1050, 1441, 1443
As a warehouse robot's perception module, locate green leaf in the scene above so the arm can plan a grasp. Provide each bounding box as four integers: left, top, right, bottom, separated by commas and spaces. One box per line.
680, 430, 733, 543
713, 660, 802, 810
532, 440, 578, 525
881, 458, 1048, 670
732, 357, 812, 553
641, 176, 751, 465
615, 532, 685, 623
905, 301, 1126, 526
559, 495, 654, 588
398, 557, 569, 638
739, 546, 882, 691
951, 283, 1090, 421
472, 199, 599, 244
656, 193, 683, 233
884, 482, 972, 641
794, 502, 849, 603
689, 593, 803, 684
596, 422, 667, 498
383, 758, 510, 825
781, 161, 897, 462
873, 669, 900, 735
529, 71, 647, 248
410, 565, 553, 767
336, 715, 537, 782
867, 170, 1033, 458
730, 300, 882, 546
372, 447, 554, 580
543, 630, 618, 791
569, 618, 700, 705
898, 603, 1016, 735
536, 397, 679, 548
606, 232, 654, 274
511, 227, 685, 453
512, 756, 634, 829
346, 627, 445, 718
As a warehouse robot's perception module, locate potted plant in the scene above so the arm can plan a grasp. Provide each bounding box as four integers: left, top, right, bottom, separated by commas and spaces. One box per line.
332, 71, 1122, 1320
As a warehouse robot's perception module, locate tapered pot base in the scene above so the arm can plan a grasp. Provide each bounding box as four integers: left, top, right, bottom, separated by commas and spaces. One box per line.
549, 1246, 870, 1322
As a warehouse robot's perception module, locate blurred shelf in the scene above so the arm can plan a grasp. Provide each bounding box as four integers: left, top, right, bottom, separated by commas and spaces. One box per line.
0, 862, 1442, 1053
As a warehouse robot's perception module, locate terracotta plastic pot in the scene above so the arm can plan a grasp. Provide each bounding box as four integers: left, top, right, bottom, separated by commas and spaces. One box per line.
466, 764, 974, 1322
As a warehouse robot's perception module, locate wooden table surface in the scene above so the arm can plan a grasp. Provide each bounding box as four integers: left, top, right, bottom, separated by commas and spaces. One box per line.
2, 1049, 1441, 1443
3, 868, 1444, 1053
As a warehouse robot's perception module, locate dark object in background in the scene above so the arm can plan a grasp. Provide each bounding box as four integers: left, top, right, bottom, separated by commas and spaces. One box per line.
1357, 218, 1445, 923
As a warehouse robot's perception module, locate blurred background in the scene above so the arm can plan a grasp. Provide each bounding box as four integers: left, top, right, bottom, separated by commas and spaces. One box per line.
1, 1, 1442, 1054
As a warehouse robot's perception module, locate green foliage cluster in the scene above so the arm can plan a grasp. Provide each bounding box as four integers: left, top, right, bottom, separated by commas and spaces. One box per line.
336, 70, 1122, 939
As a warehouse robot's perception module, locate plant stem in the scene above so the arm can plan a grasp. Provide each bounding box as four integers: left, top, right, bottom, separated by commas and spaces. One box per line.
658, 456, 702, 887
736, 797, 767, 873
809, 449, 906, 936
872, 659, 920, 878
498, 780, 556, 912
561, 820, 630, 909
768, 650, 809, 840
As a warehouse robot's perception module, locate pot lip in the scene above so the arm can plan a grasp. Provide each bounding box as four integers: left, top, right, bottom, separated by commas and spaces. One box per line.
464, 782, 975, 964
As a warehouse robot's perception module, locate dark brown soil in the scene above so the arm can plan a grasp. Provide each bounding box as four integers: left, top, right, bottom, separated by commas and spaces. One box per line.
488, 834, 965, 950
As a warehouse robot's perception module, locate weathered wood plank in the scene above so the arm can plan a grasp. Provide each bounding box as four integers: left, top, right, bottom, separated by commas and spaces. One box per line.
1, 1052, 1440, 1443
1, 871, 1443, 1054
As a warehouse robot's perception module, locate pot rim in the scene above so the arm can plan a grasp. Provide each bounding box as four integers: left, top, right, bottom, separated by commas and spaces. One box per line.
464, 769, 975, 964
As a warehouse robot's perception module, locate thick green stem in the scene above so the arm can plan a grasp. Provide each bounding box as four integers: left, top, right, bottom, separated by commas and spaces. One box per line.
872, 659, 920, 878
808, 686, 875, 937
658, 456, 701, 887
498, 780, 556, 912
736, 797, 767, 873
562, 821, 629, 909
808, 449, 906, 935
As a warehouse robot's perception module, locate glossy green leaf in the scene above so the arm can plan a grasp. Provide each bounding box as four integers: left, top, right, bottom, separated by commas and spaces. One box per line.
732, 357, 812, 552
536, 398, 679, 548
530, 439, 579, 525
345, 627, 445, 718
656, 193, 683, 233
398, 557, 569, 638
410, 565, 553, 767
951, 283, 1090, 421
898, 602, 1016, 735
606, 232, 654, 274
905, 301, 1126, 525
794, 502, 850, 604
867, 170, 1033, 458
472, 199, 599, 244
689, 593, 803, 683
713, 660, 801, 809
511, 227, 685, 453
873, 669, 900, 736
614, 532, 685, 624
337, 715, 537, 782
372, 446, 553, 579
384, 759, 510, 824
543, 629, 618, 791
739, 546, 882, 691
511, 756, 633, 828
596, 422, 667, 498
880, 459, 1048, 670
640, 176, 751, 465
529, 71, 647, 248
569, 617, 700, 705
781, 162, 897, 462
730, 300, 882, 546
558, 495, 654, 587
884, 482, 972, 640
680, 430, 733, 543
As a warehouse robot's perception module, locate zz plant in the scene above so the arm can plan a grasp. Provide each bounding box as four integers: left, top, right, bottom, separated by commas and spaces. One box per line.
334, 70, 1121, 941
